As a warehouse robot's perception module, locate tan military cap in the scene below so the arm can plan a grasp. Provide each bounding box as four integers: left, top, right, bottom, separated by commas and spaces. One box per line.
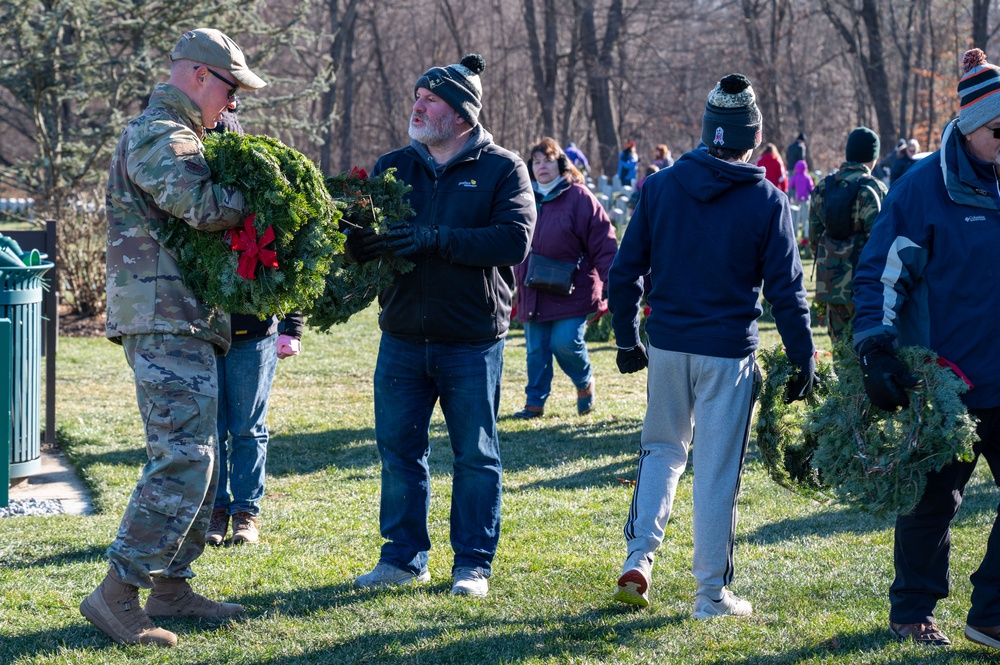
169, 28, 267, 90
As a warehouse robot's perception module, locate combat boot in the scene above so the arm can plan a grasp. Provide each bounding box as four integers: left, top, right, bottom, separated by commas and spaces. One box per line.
145, 577, 245, 618
79, 570, 177, 647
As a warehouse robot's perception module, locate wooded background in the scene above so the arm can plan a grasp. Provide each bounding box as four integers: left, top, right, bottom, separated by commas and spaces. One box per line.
0, 0, 995, 313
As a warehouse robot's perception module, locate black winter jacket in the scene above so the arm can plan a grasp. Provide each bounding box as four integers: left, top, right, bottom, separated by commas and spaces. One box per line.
373, 129, 535, 343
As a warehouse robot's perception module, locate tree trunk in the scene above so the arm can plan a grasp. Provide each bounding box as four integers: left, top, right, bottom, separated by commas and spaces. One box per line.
337, 8, 357, 173
573, 0, 623, 177
972, 0, 991, 50
522, 0, 557, 137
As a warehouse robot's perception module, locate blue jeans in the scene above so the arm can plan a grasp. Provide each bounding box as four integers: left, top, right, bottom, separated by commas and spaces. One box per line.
214, 333, 278, 516
374, 333, 504, 577
523, 316, 591, 409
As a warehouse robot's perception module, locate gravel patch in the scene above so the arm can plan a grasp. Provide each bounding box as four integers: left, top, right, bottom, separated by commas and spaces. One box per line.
0, 497, 66, 518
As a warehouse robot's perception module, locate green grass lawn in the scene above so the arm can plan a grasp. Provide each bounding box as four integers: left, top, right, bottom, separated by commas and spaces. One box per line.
2, 263, 998, 663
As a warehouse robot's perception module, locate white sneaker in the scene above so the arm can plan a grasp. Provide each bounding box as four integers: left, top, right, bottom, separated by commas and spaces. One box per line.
692, 589, 752, 619
354, 562, 430, 588
451, 567, 489, 597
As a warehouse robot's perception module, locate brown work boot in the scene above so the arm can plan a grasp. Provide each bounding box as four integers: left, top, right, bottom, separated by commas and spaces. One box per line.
145, 577, 244, 618
231, 511, 260, 544
206, 508, 229, 546
890, 620, 951, 646
79, 570, 177, 647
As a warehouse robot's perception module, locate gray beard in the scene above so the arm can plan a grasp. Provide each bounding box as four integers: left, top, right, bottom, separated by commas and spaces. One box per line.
408, 119, 451, 146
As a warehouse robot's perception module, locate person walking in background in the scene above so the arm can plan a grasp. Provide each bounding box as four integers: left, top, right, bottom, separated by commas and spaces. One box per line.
618, 141, 639, 186
808, 127, 887, 345
878, 139, 907, 184
512, 137, 618, 419
889, 138, 920, 185
785, 132, 809, 171
81, 28, 265, 647
651, 143, 673, 169
564, 141, 590, 175
787, 158, 814, 241
851, 48, 1000, 650
756, 143, 788, 192
202, 99, 304, 548
608, 73, 816, 616
350, 54, 535, 599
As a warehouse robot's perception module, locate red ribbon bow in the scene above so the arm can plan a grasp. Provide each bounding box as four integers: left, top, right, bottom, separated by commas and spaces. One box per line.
224, 214, 278, 281
349, 166, 368, 180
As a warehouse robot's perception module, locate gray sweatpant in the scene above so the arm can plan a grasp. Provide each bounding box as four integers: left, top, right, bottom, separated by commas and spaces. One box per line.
622, 345, 760, 597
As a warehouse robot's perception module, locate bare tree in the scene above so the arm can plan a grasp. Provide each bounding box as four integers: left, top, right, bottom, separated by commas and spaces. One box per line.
819, 0, 898, 154
573, 0, 625, 176
523, 0, 559, 137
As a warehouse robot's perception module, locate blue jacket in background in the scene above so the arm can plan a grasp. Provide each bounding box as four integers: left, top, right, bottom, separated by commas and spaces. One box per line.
852, 119, 1000, 409
609, 147, 814, 367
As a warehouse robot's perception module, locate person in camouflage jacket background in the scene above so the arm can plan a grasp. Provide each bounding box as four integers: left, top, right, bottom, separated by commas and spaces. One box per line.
80, 29, 266, 649
808, 127, 888, 344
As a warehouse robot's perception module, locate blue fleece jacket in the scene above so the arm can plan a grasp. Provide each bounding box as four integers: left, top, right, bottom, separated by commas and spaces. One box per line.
609, 147, 814, 366
852, 119, 1000, 408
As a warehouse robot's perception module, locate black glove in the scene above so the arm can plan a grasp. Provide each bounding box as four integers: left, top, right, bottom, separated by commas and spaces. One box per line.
344, 226, 385, 265
858, 336, 919, 411
616, 343, 649, 374
785, 356, 819, 403
385, 222, 439, 257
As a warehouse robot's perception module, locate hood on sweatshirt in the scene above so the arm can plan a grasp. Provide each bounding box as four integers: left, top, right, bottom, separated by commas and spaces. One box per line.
672, 146, 766, 203
794, 159, 808, 175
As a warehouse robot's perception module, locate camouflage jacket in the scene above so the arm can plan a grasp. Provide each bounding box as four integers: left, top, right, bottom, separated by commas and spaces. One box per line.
105, 83, 246, 352
808, 162, 888, 304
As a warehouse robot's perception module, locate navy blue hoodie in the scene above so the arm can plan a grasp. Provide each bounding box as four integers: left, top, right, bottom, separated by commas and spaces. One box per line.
609, 147, 814, 366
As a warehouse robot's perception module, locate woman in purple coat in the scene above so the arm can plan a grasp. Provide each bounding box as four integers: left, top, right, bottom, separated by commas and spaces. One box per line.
513, 138, 619, 418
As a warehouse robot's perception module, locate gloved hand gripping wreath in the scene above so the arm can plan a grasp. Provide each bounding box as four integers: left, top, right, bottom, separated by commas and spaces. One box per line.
754, 344, 977, 516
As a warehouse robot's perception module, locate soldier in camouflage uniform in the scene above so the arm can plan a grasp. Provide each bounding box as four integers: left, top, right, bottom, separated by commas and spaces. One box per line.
79, 29, 267, 648
808, 127, 888, 344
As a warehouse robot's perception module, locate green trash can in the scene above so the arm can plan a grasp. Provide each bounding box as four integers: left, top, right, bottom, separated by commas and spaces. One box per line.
1, 262, 52, 480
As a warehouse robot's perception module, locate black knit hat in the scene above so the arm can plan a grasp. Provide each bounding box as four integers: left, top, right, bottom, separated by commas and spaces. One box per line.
415, 54, 486, 126
845, 127, 879, 164
701, 74, 762, 151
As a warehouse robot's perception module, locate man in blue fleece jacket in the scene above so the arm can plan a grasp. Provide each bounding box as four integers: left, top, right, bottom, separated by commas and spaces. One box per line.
851, 48, 1000, 650
608, 73, 816, 616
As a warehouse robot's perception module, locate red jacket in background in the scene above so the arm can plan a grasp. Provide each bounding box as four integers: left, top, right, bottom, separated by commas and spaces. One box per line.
756, 152, 788, 192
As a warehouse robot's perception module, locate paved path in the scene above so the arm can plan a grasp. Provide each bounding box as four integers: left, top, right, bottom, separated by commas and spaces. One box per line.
7, 447, 93, 515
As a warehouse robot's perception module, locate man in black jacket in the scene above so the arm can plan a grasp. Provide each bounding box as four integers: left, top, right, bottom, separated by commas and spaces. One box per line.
348, 53, 535, 599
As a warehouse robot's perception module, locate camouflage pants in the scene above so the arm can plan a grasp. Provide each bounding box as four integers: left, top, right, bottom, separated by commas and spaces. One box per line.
107, 334, 220, 588
826, 302, 854, 346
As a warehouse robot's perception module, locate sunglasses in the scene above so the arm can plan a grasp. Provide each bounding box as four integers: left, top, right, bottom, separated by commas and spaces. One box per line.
990, 127, 1000, 139
195, 66, 239, 99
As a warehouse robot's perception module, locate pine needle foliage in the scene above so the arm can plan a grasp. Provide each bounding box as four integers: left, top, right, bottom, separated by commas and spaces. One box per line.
754, 346, 835, 503
155, 132, 342, 318
305, 168, 415, 331
810, 346, 977, 517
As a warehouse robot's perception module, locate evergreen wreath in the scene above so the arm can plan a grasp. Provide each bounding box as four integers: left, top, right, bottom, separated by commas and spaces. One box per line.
154, 132, 342, 317
304, 168, 415, 331
809, 346, 977, 517
754, 346, 835, 503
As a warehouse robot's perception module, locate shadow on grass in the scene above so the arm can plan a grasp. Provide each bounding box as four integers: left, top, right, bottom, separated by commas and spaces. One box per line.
3, 544, 106, 570
240, 606, 687, 664
704, 626, 995, 664
745, 463, 999, 546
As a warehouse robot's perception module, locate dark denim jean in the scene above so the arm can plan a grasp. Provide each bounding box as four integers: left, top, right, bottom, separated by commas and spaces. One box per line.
374, 333, 504, 577
214, 332, 278, 516
523, 315, 591, 409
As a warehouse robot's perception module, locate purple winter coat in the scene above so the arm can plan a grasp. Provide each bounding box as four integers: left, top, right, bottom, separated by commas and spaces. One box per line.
514, 181, 619, 323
